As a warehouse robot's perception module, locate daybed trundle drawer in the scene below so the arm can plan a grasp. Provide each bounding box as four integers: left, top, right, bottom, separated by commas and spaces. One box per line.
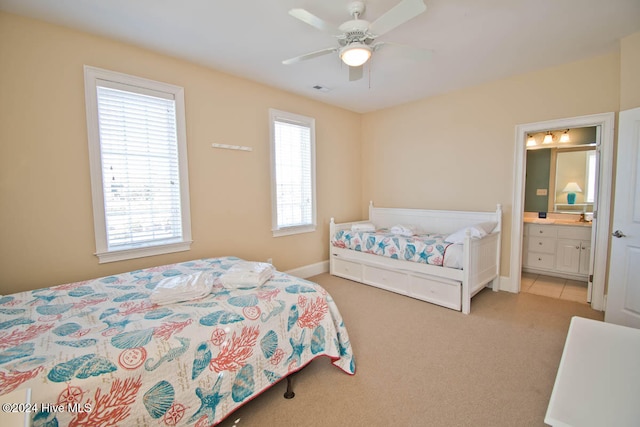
409, 275, 461, 311
362, 265, 408, 294
332, 257, 363, 282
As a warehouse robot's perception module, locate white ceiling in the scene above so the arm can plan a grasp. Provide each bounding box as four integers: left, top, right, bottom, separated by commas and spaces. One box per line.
2, 0, 640, 113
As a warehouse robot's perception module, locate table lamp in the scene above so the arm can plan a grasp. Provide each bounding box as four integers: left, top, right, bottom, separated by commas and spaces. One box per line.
562, 182, 582, 205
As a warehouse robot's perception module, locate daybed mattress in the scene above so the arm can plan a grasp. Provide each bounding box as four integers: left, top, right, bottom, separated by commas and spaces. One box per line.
332, 229, 464, 269
0, 257, 355, 426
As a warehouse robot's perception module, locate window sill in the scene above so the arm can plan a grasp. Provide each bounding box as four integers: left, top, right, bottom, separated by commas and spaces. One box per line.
272, 225, 316, 237
96, 240, 192, 263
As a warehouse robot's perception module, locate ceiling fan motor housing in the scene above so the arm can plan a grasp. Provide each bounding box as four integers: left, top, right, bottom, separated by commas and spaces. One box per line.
339, 19, 373, 45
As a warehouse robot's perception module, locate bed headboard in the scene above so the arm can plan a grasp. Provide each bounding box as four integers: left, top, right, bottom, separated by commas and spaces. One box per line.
368, 201, 502, 234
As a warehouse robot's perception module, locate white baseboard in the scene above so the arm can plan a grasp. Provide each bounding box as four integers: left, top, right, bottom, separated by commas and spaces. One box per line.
497, 275, 517, 293
285, 260, 329, 279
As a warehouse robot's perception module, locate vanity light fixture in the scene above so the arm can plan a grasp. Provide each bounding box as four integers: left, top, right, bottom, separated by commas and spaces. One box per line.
526, 134, 537, 147
543, 131, 554, 144
559, 129, 571, 143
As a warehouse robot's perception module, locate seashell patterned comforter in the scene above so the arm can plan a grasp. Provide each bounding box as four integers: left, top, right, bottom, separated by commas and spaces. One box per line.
0, 257, 355, 426
332, 229, 453, 266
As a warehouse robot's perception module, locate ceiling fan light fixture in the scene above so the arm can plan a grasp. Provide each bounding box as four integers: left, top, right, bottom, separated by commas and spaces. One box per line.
340, 43, 372, 67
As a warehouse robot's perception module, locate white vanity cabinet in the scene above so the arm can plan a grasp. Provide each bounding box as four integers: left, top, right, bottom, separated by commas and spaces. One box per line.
523, 222, 591, 281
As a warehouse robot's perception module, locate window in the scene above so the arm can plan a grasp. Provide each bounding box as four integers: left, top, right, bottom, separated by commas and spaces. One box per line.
84, 66, 192, 263
269, 109, 316, 237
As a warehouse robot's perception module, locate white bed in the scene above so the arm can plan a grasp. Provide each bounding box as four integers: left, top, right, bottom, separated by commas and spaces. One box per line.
329, 202, 502, 314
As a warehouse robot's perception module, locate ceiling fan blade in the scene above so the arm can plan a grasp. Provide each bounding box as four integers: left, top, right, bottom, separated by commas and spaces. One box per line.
373, 42, 432, 61
349, 65, 364, 81
369, 0, 427, 37
288, 9, 342, 36
282, 47, 337, 65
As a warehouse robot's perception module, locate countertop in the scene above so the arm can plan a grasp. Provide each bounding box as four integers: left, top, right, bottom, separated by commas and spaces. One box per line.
523, 218, 592, 227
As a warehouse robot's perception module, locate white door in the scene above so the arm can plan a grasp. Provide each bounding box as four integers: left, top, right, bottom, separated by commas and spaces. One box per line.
605, 107, 640, 328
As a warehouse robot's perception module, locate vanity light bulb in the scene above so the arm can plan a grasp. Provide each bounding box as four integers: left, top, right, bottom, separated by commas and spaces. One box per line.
526, 135, 536, 147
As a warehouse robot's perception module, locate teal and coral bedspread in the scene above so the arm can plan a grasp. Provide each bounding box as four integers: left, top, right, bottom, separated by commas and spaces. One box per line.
0, 257, 355, 426
332, 229, 452, 266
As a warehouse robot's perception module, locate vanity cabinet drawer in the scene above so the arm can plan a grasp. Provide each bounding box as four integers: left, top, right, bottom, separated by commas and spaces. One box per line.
526, 252, 556, 270
528, 236, 556, 254
528, 224, 558, 238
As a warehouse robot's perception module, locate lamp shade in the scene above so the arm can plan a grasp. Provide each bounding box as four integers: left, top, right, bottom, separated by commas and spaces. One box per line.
340, 43, 372, 67
562, 182, 582, 193
526, 135, 536, 147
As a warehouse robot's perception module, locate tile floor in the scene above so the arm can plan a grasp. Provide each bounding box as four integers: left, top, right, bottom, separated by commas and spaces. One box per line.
521, 272, 588, 304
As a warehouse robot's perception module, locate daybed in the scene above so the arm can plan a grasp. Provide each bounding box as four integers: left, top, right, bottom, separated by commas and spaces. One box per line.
330, 202, 502, 314
0, 257, 355, 426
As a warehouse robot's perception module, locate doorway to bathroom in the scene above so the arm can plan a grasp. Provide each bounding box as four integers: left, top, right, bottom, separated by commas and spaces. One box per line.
511, 113, 615, 311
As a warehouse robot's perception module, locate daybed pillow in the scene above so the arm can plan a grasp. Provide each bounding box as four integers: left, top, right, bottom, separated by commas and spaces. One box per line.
445, 221, 497, 244
351, 222, 376, 232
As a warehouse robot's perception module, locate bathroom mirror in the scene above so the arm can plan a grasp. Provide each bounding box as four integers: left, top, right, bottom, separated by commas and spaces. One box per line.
554, 148, 596, 212
524, 127, 597, 213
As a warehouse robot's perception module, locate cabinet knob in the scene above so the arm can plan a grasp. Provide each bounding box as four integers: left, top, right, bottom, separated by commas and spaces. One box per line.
575, 245, 580, 250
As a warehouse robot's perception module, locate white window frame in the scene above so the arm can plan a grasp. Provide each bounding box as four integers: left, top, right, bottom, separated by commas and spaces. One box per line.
269, 108, 317, 237
84, 65, 192, 263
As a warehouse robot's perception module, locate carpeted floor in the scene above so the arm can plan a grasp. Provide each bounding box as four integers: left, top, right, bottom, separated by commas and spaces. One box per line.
218, 273, 604, 427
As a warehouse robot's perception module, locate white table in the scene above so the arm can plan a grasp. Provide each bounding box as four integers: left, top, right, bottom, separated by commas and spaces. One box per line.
545, 316, 640, 426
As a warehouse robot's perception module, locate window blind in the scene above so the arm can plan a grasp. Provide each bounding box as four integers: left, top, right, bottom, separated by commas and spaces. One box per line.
96, 85, 183, 250
273, 119, 313, 229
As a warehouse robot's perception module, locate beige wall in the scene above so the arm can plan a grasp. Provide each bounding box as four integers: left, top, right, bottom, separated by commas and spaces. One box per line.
362, 52, 621, 277
620, 32, 640, 110
1, 11, 638, 293
0, 13, 362, 293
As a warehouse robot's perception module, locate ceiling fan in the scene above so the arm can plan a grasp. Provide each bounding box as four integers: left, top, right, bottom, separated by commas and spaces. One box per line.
283, 0, 431, 81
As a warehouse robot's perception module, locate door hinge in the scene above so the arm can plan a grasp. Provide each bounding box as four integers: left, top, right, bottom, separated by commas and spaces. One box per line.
589, 274, 593, 283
